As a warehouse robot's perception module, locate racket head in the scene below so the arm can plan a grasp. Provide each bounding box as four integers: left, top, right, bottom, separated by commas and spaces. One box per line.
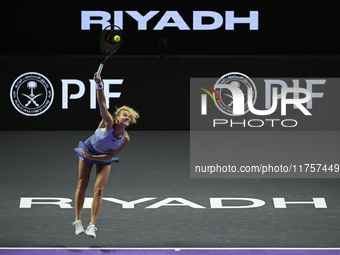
99, 24, 123, 56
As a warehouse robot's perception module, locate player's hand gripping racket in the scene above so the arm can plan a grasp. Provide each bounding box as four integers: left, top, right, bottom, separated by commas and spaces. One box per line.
97, 24, 123, 76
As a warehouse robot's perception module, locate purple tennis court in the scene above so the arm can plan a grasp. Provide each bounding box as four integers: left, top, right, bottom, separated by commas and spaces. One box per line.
2, 249, 340, 255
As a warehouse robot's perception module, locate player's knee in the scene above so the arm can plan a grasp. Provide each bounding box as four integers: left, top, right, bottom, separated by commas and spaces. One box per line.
77, 179, 89, 192
94, 186, 105, 197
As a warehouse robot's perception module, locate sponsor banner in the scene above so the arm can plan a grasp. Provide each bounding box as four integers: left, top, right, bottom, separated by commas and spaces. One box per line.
2, 1, 340, 55
3, 56, 340, 130
3, 56, 191, 131
190, 75, 339, 131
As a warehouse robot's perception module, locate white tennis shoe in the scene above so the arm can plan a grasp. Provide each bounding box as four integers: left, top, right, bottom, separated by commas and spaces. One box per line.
85, 223, 97, 238
72, 220, 85, 235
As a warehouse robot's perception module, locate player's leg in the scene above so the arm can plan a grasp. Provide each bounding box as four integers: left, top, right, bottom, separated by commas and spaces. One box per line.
75, 159, 93, 220
91, 164, 111, 224
85, 163, 111, 238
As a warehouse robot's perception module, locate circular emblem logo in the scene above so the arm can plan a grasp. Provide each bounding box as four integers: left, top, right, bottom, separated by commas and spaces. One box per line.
214, 72, 257, 116
10, 72, 54, 116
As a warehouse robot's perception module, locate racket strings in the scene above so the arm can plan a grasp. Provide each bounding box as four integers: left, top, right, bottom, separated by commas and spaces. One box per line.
98, 24, 123, 65
99, 29, 123, 54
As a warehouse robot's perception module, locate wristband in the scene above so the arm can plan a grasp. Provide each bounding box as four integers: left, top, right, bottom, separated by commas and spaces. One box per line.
96, 83, 103, 90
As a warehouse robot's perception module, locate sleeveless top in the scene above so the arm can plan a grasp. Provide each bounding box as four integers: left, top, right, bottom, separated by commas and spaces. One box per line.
90, 126, 126, 154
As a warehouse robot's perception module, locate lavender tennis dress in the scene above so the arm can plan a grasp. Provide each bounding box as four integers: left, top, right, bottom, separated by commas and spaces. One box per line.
75, 126, 126, 165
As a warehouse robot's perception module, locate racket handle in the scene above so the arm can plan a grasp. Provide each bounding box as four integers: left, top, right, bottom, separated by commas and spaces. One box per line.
97, 63, 104, 77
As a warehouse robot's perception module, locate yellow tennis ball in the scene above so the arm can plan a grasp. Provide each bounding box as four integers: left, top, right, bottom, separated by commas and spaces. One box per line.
114, 35, 121, 42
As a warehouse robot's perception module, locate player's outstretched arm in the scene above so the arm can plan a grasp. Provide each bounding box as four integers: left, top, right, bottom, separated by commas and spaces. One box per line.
94, 73, 113, 125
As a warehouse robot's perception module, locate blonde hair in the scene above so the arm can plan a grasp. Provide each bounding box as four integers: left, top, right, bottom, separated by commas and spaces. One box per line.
113, 106, 139, 124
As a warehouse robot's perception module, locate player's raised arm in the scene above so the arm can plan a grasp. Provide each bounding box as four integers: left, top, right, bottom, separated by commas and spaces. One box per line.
94, 73, 113, 125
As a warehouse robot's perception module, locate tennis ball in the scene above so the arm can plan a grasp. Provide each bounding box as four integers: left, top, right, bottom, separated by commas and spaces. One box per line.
114, 35, 121, 42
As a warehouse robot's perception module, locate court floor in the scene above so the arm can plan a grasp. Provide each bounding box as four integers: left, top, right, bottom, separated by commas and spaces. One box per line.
0, 131, 340, 250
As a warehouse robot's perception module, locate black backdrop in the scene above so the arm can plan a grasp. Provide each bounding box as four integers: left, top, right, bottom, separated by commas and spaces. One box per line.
2, 0, 340, 131
1, 1, 340, 56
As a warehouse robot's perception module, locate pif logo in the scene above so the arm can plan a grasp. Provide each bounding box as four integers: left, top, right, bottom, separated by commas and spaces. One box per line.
198, 72, 318, 117
198, 72, 257, 116
10, 72, 54, 116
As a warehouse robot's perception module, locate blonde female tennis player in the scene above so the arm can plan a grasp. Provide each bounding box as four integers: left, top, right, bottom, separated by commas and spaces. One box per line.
72, 72, 139, 238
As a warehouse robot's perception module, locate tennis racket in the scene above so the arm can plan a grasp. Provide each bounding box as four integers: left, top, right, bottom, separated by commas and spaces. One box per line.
97, 24, 123, 77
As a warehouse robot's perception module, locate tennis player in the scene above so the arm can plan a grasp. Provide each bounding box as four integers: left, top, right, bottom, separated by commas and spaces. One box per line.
72, 72, 139, 238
